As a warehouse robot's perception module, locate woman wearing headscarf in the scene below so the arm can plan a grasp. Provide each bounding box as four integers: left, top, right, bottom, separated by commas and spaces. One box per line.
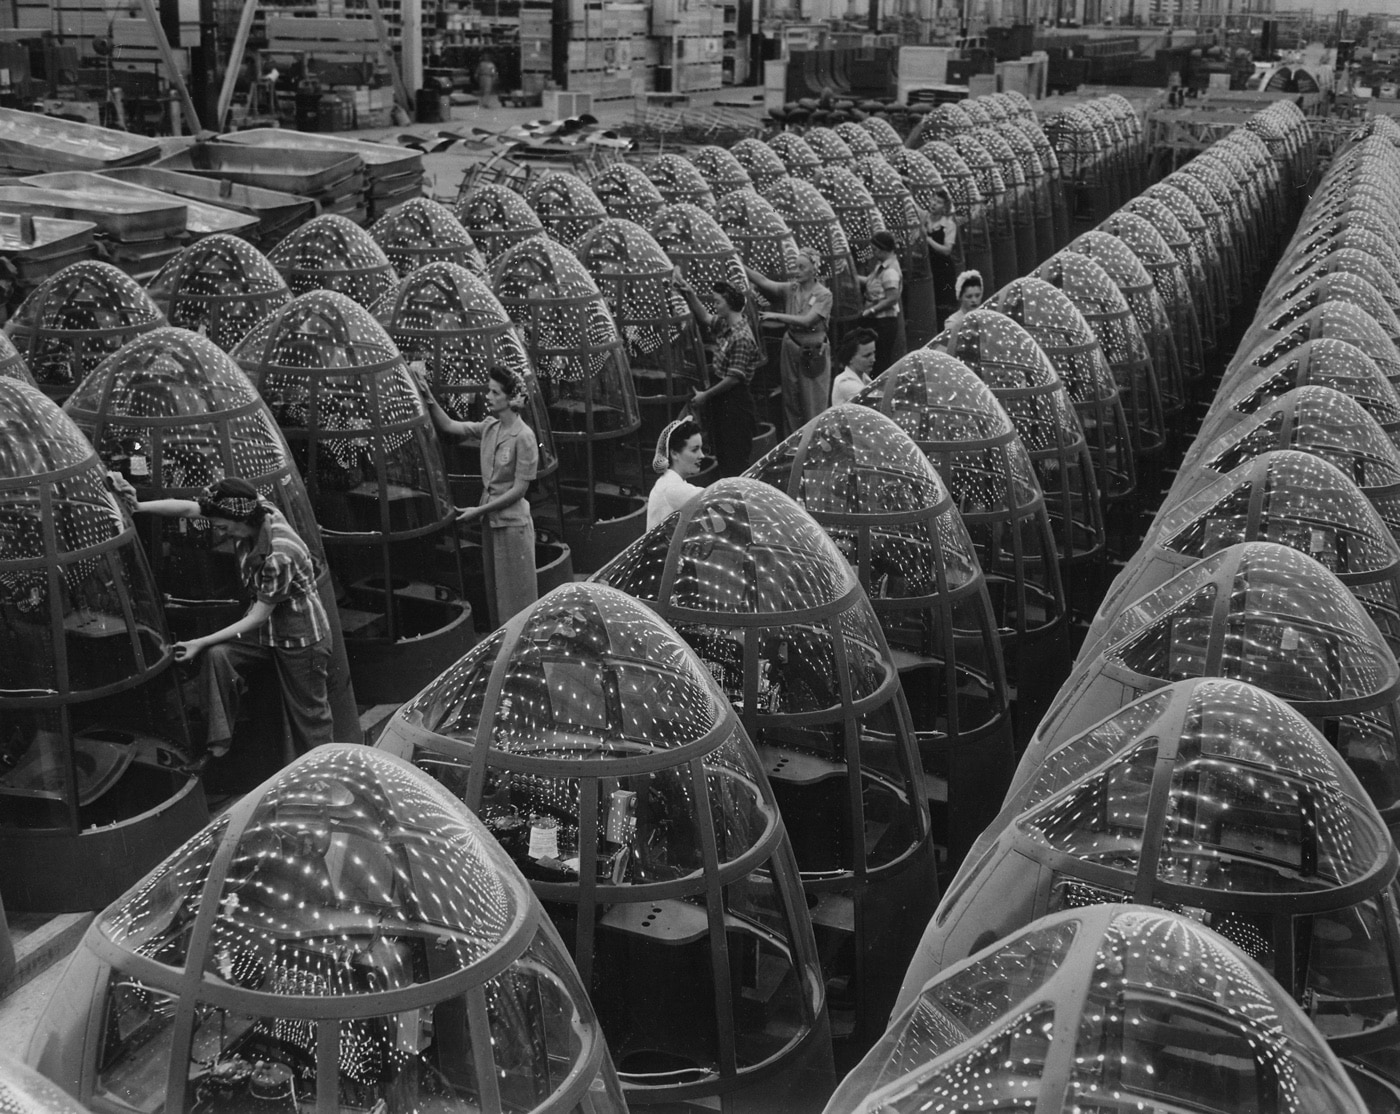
121, 475, 334, 758
941, 269, 985, 341
675, 277, 760, 478
647, 417, 705, 530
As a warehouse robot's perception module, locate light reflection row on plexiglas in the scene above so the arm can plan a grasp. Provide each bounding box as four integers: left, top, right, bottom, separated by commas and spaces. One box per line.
847, 906, 1360, 1114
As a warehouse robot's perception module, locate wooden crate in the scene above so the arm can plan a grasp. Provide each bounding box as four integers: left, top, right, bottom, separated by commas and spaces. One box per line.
676, 61, 722, 91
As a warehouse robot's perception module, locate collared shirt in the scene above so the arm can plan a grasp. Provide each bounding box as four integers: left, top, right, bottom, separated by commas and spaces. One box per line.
236, 506, 328, 650
712, 317, 761, 385
865, 257, 903, 318
830, 367, 871, 408
783, 280, 833, 343
466, 416, 539, 528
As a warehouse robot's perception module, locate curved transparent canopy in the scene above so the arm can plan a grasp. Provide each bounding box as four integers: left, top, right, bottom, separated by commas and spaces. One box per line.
1097, 542, 1399, 711
802, 127, 855, 168
147, 234, 291, 353
0, 331, 34, 387
646, 203, 752, 319
960, 99, 994, 127
765, 132, 821, 179
0, 379, 170, 701
382, 583, 824, 1097
836, 906, 1364, 1114
1250, 277, 1400, 358
917, 102, 975, 143
686, 146, 750, 200
851, 156, 924, 252
713, 189, 800, 292
231, 290, 454, 537
645, 154, 716, 211
66, 323, 309, 509
588, 162, 664, 225
1209, 339, 1400, 443
522, 171, 607, 246
811, 166, 886, 264
369, 262, 555, 470
833, 121, 881, 158
859, 349, 1065, 638
1268, 247, 1400, 318
452, 184, 544, 263
857, 116, 904, 157
5, 261, 164, 390
1023, 677, 1391, 892
267, 214, 398, 308
87, 745, 624, 1114
0, 1056, 94, 1114
1226, 304, 1400, 397
883, 148, 949, 216
987, 279, 1112, 402
729, 138, 788, 191
917, 142, 987, 218
367, 197, 486, 278
759, 178, 859, 319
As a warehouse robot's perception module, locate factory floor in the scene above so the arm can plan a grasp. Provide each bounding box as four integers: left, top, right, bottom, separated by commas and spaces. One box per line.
0, 81, 771, 1051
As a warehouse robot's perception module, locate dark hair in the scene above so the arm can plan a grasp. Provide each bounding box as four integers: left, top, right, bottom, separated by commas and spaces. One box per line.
871, 230, 897, 254
668, 418, 702, 458
487, 365, 522, 398
712, 281, 746, 313
837, 327, 878, 367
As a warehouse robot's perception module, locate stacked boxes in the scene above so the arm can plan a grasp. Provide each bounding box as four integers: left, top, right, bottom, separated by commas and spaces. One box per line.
654, 0, 724, 94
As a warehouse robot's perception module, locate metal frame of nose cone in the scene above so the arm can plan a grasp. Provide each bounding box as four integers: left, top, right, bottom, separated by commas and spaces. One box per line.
592, 477, 940, 1055
713, 188, 801, 304
729, 137, 789, 193
5, 260, 164, 404
452, 183, 544, 264
856, 348, 1067, 648
1065, 229, 1185, 420
1043, 104, 1117, 233
687, 144, 754, 200
886, 680, 1398, 1110
1238, 279, 1400, 372
973, 127, 1040, 279
574, 217, 710, 448
375, 581, 836, 1109
810, 165, 888, 272
1121, 193, 1218, 353
1095, 210, 1206, 387
746, 403, 1013, 864
761, 176, 863, 328
836, 902, 1368, 1114
231, 289, 474, 704
910, 102, 975, 146
146, 234, 291, 353
1083, 450, 1400, 666
646, 202, 765, 355
947, 133, 1018, 293
833, 121, 881, 159
1178, 153, 1264, 290
916, 142, 996, 303
1159, 386, 1400, 540
644, 152, 717, 211
488, 233, 645, 572
1025, 542, 1400, 837
766, 131, 823, 181
996, 122, 1057, 267
63, 325, 360, 747
1034, 249, 1166, 462
1212, 306, 1400, 435
369, 261, 570, 552
0, 379, 206, 912
802, 126, 857, 170
1199, 338, 1400, 457
1143, 181, 1231, 335
850, 156, 937, 350
587, 161, 666, 226
1264, 244, 1400, 325
1011, 115, 1072, 253
25, 745, 631, 1114
985, 277, 1136, 510
367, 196, 487, 278
1, 1055, 97, 1114
942, 307, 1106, 570
521, 170, 608, 247
266, 213, 399, 309
1168, 169, 1243, 305
855, 115, 903, 159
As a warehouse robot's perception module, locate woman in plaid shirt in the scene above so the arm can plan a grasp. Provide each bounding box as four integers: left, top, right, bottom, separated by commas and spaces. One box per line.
674, 278, 760, 478
122, 475, 335, 760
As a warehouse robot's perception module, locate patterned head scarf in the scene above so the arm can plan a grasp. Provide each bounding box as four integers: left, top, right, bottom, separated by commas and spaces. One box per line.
199, 477, 261, 522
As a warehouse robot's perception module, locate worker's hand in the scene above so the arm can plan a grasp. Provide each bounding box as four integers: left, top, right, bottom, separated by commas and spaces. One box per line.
691, 388, 707, 407
172, 639, 204, 662
760, 311, 781, 323
456, 505, 485, 524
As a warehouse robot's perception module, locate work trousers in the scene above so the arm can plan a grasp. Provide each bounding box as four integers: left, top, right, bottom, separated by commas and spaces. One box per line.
200, 638, 334, 755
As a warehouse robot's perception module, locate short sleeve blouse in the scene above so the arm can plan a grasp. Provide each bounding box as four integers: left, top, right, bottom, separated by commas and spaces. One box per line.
477, 417, 539, 528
